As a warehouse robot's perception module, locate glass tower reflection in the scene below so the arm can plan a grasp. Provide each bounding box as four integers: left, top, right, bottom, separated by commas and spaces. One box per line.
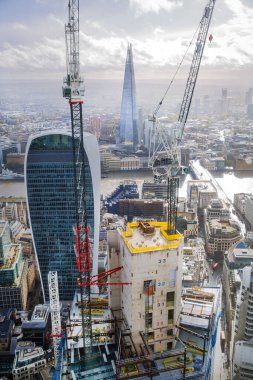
25, 132, 99, 301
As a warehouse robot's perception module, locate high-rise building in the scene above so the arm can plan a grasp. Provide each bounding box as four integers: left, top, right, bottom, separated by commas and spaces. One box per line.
234, 264, 253, 343
108, 221, 183, 352
25, 131, 100, 301
0, 221, 28, 310
119, 43, 139, 148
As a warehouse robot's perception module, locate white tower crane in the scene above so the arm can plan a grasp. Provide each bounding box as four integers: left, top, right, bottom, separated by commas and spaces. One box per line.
48, 271, 62, 367
149, 0, 216, 234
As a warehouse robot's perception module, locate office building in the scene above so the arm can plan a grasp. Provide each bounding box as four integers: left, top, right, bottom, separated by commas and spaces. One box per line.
233, 340, 253, 379
234, 193, 249, 217
205, 218, 241, 258
25, 131, 100, 301
244, 195, 253, 229
142, 181, 168, 199
223, 234, 253, 349
119, 43, 139, 148
118, 198, 164, 222
108, 221, 183, 352
0, 221, 28, 309
234, 264, 253, 343
0, 308, 16, 376
12, 341, 52, 380
187, 180, 218, 210
205, 199, 230, 221
103, 180, 139, 215
21, 304, 51, 349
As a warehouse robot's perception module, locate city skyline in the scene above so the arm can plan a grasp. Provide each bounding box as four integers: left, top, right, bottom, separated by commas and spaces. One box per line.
0, 0, 252, 83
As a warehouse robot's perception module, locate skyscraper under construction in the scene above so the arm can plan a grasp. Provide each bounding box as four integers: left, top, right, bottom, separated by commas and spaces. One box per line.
119, 43, 139, 149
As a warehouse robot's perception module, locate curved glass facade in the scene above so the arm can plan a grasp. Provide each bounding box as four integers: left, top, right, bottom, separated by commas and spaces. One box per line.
26, 133, 95, 301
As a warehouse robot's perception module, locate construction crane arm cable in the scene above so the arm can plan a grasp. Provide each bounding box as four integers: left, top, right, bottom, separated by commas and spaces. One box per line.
152, 21, 201, 119
177, 0, 216, 142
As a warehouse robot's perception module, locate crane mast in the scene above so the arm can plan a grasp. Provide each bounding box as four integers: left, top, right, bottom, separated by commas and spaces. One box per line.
63, 0, 92, 357
62, 1, 130, 365
48, 271, 62, 367
149, 0, 216, 234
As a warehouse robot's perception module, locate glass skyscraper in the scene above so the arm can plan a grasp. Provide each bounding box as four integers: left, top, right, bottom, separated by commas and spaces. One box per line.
119, 43, 139, 148
25, 131, 100, 301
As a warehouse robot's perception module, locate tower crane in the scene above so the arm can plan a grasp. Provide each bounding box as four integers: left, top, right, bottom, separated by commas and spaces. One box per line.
149, 0, 216, 234
63, 0, 131, 364
63, 0, 92, 357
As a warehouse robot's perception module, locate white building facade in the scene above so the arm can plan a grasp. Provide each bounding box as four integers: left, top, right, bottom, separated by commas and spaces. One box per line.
108, 221, 183, 352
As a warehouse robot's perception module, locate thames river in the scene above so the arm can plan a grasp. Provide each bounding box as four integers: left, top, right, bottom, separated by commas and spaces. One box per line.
0, 171, 253, 200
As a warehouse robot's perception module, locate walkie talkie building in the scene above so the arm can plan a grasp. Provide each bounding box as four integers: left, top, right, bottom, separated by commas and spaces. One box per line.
25, 131, 100, 301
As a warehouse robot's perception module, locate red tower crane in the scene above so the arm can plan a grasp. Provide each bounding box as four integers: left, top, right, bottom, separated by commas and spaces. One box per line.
63, 0, 130, 361
62, 0, 92, 356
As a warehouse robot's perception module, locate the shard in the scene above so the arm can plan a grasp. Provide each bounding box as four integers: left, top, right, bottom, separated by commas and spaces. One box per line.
119, 43, 139, 148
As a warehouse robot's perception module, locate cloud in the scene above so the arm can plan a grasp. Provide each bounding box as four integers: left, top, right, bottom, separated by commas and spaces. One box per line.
48, 14, 64, 27
129, 0, 183, 16
0, 38, 65, 72
12, 23, 28, 31
0, 0, 253, 79
206, 0, 253, 66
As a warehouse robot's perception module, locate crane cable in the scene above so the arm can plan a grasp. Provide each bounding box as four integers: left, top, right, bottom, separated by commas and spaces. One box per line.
152, 20, 202, 119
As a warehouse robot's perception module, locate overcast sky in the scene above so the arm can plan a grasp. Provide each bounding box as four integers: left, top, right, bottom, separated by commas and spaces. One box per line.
0, 0, 253, 83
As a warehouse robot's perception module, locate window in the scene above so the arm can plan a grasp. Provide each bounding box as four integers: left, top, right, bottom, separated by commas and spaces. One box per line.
169, 269, 176, 287
166, 292, 175, 307
168, 309, 174, 324
147, 313, 153, 328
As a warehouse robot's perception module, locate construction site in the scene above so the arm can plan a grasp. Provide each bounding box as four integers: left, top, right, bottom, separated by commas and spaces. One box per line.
43, 0, 220, 379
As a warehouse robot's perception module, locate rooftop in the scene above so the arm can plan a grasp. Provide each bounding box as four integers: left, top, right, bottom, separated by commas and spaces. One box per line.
208, 219, 240, 237
227, 238, 253, 264
0, 244, 21, 270
121, 221, 182, 254
31, 304, 49, 322
180, 286, 220, 330
14, 344, 45, 368
22, 304, 50, 330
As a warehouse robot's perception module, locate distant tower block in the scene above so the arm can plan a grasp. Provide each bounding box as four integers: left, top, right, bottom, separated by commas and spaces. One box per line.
25, 131, 100, 301
108, 221, 183, 352
119, 43, 139, 148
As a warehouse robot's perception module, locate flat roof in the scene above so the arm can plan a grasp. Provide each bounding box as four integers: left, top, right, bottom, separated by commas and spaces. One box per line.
121, 221, 182, 254
180, 287, 220, 330
0, 244, 21, 270
31, 304, 49, 322
16, 346, 44, 365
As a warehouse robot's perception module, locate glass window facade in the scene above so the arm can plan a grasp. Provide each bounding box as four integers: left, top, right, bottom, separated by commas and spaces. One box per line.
26, 133, 95, 301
